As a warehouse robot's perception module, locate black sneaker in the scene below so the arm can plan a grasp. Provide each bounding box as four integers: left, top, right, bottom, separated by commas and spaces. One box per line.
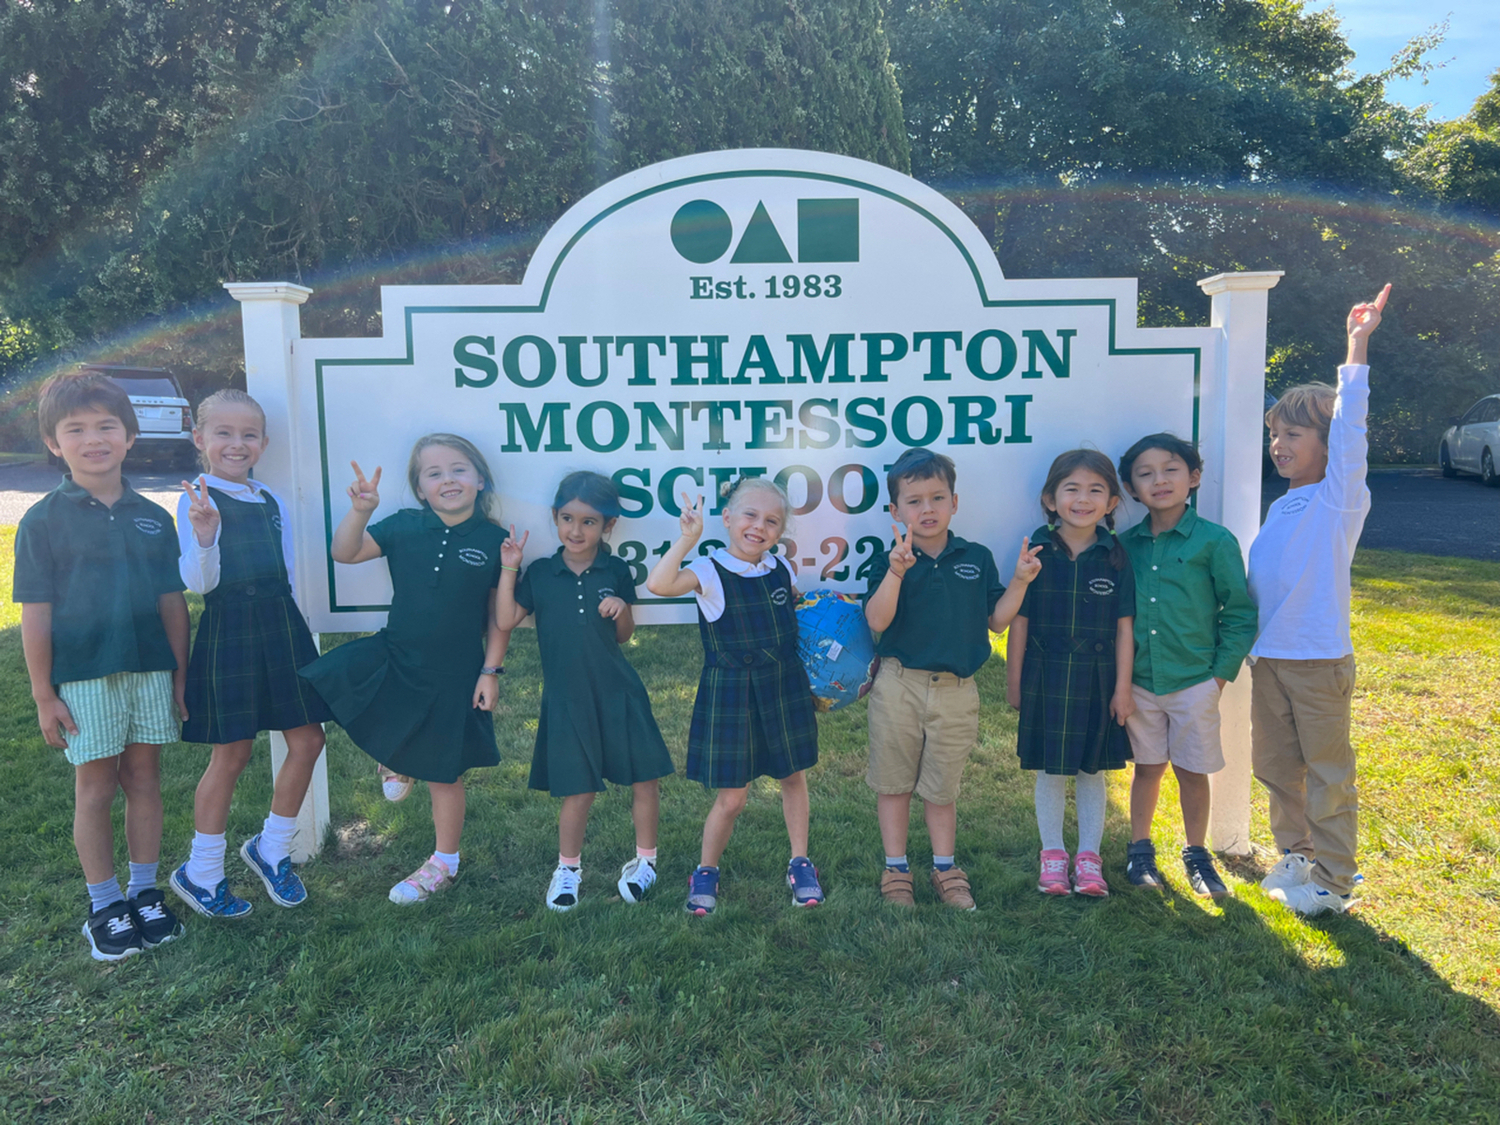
82, 901, 145, 962
128, 887, 184, 948
1182, 845, 1230, 900
1124, 839, 1165, 889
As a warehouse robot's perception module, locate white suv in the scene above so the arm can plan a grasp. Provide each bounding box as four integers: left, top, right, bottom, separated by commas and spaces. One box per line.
81, 365, 197, 469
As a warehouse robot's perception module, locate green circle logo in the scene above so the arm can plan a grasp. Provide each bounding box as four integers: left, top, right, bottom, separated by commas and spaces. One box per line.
670, 200, 732, 263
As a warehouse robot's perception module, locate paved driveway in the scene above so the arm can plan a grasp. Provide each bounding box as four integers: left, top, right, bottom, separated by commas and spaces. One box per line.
3, 460, 1497, 561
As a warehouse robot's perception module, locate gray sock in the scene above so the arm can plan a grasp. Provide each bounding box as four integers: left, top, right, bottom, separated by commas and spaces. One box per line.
126, 861, 158, 900
1034, 772, 1067, 851
87, 876, 124, 913
1076, 772, 1107, 855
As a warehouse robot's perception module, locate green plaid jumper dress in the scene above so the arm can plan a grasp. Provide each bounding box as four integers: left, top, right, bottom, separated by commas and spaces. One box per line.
183, 488, 331, 744
686, 559, 819, 788
1016, 526, 1136, 775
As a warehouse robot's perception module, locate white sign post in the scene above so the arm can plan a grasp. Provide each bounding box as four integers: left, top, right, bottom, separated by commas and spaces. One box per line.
227, 149, 1277, 857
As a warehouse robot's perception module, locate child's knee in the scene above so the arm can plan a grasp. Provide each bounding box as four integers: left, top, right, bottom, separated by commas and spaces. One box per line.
285, 724, 326, 757
715, 787, 750, 815
116, 746, 162, 795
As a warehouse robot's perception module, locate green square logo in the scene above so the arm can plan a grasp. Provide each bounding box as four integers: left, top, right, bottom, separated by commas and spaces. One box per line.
798, 198, 859, 262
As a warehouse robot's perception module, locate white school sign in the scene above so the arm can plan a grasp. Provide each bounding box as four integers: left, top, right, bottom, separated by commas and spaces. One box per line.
227, 149, 1278, 856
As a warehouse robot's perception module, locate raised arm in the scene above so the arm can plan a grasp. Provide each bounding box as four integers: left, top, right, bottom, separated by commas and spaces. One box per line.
331, 461, 384, 564
988, 536, 1044, 633
864, 523, 915, 632
493, 528, 531, 631
1325, 286, 1388, 513
645, 493, 705, 598
177, 477, 222, 594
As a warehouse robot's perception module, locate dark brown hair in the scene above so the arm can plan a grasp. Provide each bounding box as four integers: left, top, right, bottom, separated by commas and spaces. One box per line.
37, 371, 138, 441
886, 446, 956, 504
1040, 449, 1128, 570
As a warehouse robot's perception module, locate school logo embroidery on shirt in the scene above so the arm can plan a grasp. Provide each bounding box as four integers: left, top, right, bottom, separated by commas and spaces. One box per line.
132, 517, 164, 535
457, 548, 489, 567
1279, 496, 1311, 516
1088, 577, 1116, 596
271, 513, 283, 530
952, 562, 982, 580
597, 586, 616, 600
770, 587, 790, 606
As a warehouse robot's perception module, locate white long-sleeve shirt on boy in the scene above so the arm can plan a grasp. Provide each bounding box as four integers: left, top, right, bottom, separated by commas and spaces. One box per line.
176, 474, 299, 598
1248, 364, 1371, 660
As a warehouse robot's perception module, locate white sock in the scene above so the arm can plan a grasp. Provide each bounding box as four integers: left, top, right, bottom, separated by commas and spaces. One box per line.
186, 832, 227, 889
1076, 772, 1108, 855
1034, 773, 1067, 852
433, 850, 460, 876
86, 876, 124, 912
259, 812, 298, 868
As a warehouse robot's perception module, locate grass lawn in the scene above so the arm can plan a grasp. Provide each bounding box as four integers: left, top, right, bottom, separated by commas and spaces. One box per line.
1, 532, 1497, 1123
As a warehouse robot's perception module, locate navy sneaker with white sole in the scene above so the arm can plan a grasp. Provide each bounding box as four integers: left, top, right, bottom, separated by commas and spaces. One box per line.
82, 901, 144, 962
127, 887, 184, 947
240, 835, 307, 907
170, 863, 253, 918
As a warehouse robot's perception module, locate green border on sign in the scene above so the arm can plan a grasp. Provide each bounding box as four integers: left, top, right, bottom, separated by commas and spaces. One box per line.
316, 168, 1203, 613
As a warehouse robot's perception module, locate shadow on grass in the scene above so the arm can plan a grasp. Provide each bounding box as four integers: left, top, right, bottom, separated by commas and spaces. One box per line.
2, 619, 1499, 1122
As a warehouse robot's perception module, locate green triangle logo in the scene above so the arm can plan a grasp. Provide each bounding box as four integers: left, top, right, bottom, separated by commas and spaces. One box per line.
730, 201, 793, 263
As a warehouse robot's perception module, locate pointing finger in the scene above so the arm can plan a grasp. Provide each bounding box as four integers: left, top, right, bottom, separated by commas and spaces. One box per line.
369, 466, 382, 489
1373, 283, 1391, 310
350, 460, 365, 485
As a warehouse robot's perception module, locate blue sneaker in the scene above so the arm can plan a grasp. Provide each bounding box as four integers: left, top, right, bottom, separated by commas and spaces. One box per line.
686, 865, 719, 916
787, 857, 825, 907
169, 863, 253, 918
240, 835, 307, 907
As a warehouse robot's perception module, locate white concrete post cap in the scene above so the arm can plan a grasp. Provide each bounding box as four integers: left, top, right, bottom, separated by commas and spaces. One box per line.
223, 281, 314, 304
1197, 271, 1284, 295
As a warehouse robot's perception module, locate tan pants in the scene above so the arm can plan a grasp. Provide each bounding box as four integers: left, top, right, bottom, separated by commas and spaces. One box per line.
1250, 655, 1358, 894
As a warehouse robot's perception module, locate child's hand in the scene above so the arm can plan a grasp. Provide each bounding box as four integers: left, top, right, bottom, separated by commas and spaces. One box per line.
598, 596, 627, 620
1012, 536, 1044, 584
473, 673, 499, 712
173, 673, 190, 723
35, 695, 78, 749
501, 527, 529, 570
181, 476, 221, 547
1110, 685, 1136, 726
1347, 283, 1390, 340
887, 523, 917, 578
347, 461, 382, 513
678, 493, 704, 546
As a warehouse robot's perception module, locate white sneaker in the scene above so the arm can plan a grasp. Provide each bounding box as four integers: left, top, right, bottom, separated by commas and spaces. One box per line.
1261, 852, 1315, 893
546, 864, 582, 912
617, 857, 657, 904
1269, 881, 1352, 916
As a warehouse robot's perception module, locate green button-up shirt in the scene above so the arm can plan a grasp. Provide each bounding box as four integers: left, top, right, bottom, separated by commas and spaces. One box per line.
1120, 507, 1256, 695
863, 532, 1004, 679
12, 476, 185, 686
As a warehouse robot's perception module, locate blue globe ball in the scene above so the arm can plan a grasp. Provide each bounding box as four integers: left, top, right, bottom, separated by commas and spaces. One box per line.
795, 589, 879, 713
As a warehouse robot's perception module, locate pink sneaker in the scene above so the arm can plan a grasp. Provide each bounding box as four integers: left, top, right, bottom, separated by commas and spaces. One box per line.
1072, 851, 1110, 897
388, 856, 456, 905
1038, 849, 1071, 895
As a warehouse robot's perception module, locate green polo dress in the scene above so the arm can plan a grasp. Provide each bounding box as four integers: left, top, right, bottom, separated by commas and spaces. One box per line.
515, 546, 674, 797
299, 507, 507, 784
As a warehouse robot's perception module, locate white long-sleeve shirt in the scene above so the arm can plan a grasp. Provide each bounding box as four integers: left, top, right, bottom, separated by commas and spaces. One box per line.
685, 548, 797, 622
1247, 364, 1371, 660
176, 474, 299, 599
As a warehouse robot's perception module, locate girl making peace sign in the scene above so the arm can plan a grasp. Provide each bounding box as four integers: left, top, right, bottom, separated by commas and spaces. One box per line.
171, 390, 334, 919
299, 434, 510, 905
647, 478, 822, 916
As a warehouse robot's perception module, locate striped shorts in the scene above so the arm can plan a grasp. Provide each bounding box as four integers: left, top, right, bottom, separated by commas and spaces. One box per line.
57, 671, 178, 766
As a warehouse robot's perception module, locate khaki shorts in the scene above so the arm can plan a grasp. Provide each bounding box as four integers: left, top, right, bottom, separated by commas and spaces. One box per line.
57, 671, 178, 766
1125, 678, 1224, 774
865, 658, 980, 805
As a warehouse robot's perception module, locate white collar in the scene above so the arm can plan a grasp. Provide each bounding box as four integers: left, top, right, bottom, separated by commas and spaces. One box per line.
710, 547, 777, 576
199, 473, 269, 499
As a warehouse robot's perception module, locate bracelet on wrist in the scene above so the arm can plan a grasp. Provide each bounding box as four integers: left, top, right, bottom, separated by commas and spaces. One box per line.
480, 665, 505, 676
500, 564, 520, 573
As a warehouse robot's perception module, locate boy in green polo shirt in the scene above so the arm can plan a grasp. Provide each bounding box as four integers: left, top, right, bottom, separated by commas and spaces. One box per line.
1117, 433, 1256, 898
863, 448, 1041, 908
14, 372, 190, 961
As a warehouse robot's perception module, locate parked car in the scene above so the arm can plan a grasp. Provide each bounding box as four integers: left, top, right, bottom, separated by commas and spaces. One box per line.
1438, 394, 1500, 486
80, 364, 197, 469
